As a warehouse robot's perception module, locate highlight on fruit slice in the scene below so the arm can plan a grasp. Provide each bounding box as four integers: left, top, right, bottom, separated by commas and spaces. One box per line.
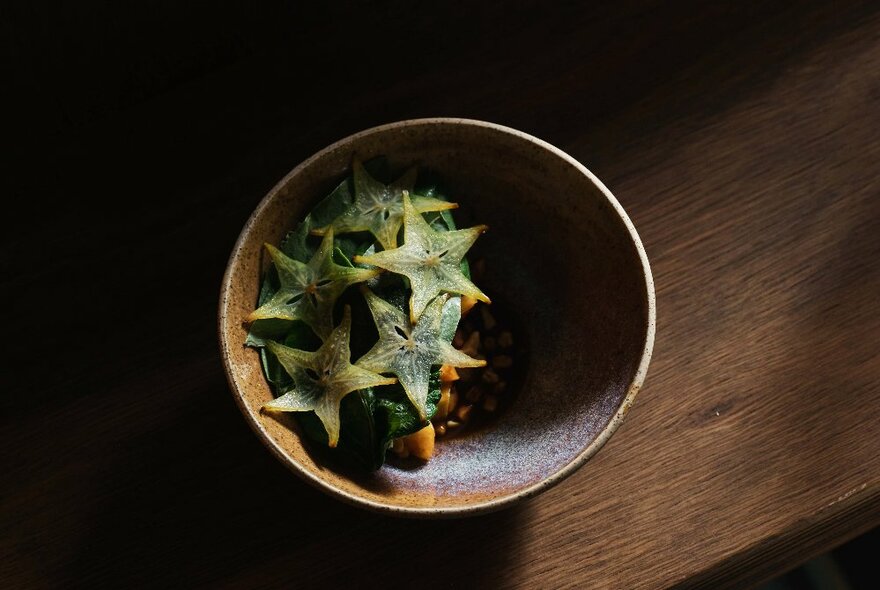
262, 306, 397, 447
311, 157, 457, 250
356, 288, 485, 420
354, 194, 490, 323
247, 229, 379, 339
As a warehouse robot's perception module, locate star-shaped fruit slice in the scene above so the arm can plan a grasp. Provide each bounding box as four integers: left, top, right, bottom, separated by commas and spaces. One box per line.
354, 194, 490, 322
312, 157, 457, 250
262, 306, 397, 447
357, 288, 486, 420
248, 229, 380, 339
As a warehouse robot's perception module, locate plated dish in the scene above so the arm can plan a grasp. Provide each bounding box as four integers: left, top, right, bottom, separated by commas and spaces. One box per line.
219, 119, 655, 516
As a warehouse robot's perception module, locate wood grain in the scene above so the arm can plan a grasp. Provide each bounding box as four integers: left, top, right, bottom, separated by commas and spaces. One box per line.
3, 1, 879, 588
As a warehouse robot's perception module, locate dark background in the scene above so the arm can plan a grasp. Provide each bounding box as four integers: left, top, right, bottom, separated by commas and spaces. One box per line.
3, 1, 878, 588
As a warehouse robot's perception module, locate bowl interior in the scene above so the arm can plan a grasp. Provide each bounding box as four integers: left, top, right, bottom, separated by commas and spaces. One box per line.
220, 119, 652, 515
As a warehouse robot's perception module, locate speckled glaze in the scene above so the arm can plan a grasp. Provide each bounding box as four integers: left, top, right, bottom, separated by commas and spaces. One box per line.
218, 119, 656, 518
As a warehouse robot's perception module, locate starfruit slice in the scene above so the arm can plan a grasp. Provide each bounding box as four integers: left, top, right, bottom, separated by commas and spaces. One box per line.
357, 288, 485, 420
248, 229, 379, 340
312, 157, 457, 250
263, 306, 397, 447
354, 194, 490, 323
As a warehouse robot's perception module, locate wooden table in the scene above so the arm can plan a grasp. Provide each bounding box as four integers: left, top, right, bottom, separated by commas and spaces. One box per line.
3, 1, 879, 587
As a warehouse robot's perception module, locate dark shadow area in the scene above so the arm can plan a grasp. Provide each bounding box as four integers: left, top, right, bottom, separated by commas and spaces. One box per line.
830, 527, 880, 590
62, 387, 526, 588
758, 527, 879, 590
565, 0, 880, 178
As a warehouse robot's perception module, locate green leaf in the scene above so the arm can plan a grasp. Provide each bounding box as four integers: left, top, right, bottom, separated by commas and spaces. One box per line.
282, 322, 322, 350
257, 321, 321, 392
375, 375, 441, 442
281, 178, 354, 262
340, 388, 383, 470
295, 388, 383, 471
334, 234, 375, 265
246, 318, 294, 348
260, 347, 291, 392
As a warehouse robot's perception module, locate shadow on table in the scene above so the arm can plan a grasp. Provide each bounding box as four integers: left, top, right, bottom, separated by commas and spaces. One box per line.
64, 381, 527, 589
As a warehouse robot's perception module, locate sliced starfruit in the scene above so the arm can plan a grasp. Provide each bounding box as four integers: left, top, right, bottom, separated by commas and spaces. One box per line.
262, 306, 397, 447
357, 288, 485, 420
248, 229, 379, 339
312, 157, 457, 250
354, 194, 490, 323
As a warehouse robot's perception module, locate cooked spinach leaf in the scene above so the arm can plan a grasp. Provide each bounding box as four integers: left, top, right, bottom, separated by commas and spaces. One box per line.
297, 388, 383, 471
376, 376, 442, 444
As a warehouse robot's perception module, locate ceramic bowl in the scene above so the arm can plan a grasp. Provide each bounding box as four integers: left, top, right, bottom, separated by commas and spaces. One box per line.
219, 118, 655, 517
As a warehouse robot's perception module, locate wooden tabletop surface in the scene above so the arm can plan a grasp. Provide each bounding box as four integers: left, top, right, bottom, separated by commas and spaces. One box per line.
4, 1, 880, 588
